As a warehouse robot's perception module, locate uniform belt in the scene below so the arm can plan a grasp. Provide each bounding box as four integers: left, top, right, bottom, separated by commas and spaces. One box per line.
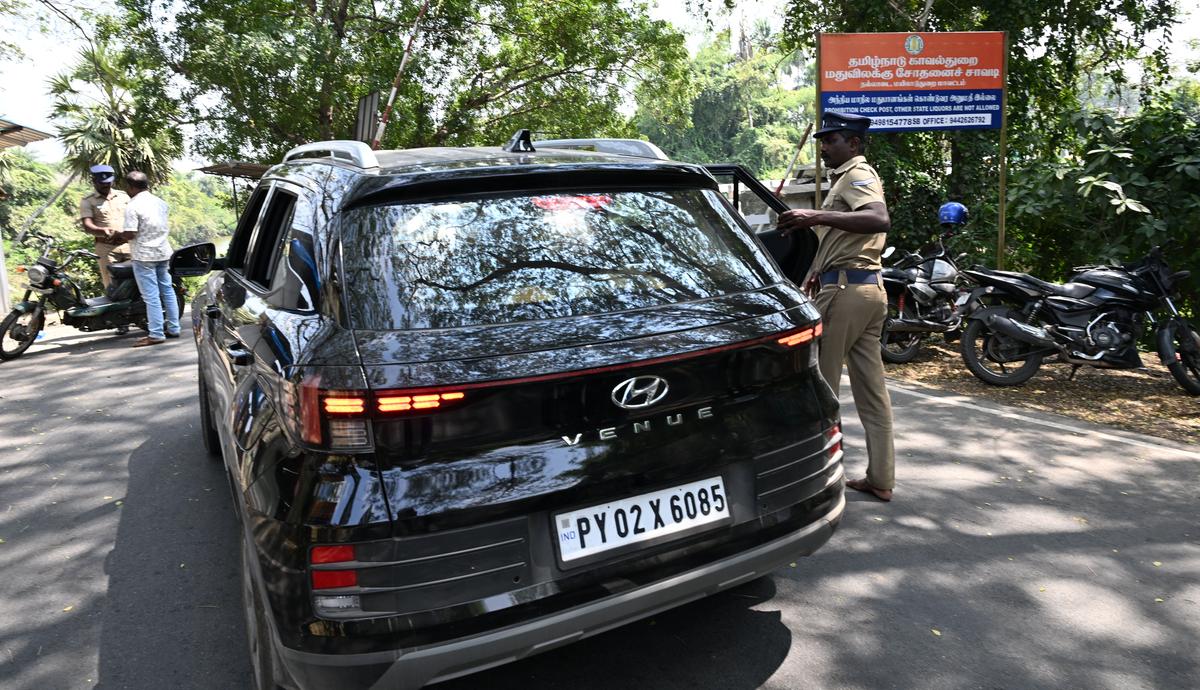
820, 269, 880, 286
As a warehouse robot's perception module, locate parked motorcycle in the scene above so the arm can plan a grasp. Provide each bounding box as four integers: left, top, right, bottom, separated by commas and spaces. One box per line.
0, 231, 182, 360
958, 245, 1200, 395
879, 205, 974, 363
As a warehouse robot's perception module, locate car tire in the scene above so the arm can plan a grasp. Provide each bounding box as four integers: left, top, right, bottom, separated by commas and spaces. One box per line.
198, 372, 222, 460
242, 536, 283, 690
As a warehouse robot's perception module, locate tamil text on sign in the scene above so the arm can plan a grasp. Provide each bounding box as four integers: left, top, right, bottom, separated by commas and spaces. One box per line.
819, 32, 1005, 132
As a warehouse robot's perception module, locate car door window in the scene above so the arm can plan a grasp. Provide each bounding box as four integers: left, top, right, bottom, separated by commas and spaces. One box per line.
710, 172, 780, 235
267, 193, 320, 312
704, 164, 815, 284
244, 188, 297, 288
226, 185, 269, 270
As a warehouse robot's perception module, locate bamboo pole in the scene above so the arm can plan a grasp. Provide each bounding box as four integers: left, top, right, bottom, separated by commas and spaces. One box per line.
997, 32, 1010, 270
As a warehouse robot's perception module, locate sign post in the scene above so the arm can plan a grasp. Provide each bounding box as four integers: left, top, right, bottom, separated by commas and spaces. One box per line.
816, 32, 1008, 257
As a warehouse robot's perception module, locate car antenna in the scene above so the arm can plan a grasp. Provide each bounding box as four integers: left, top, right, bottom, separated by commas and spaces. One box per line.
503, 129, 536, 153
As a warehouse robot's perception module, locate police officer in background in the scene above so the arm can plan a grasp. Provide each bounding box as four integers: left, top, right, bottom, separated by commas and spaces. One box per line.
778, 111, 896, 502
78, 164, 132, 290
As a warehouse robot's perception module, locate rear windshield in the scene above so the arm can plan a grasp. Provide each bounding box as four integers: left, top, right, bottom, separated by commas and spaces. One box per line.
338, 189, 775, 330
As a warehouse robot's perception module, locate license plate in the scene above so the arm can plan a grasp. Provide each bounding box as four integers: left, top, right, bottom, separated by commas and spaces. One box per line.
555, 477, 730, 563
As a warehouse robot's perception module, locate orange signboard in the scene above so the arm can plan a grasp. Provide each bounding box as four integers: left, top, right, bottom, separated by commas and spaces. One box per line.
819, 32, 1006, 131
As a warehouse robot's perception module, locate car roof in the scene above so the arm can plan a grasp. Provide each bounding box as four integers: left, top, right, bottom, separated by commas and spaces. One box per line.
265, 143, 718, 210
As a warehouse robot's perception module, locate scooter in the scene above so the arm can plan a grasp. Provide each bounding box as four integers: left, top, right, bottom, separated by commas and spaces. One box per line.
0, 230, 182, 360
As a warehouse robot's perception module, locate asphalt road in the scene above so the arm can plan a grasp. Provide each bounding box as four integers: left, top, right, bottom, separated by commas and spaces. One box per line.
1, 325, 1198, 690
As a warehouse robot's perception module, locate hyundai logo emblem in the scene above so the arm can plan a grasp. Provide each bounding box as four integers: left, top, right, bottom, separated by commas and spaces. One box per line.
611, 376, 669, 410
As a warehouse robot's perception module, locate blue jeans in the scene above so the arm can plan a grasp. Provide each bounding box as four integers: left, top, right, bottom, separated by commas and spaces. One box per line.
133, 260, 180, 340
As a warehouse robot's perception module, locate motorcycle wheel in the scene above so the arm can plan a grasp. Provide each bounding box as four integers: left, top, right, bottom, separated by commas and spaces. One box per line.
960, 316, 1043, 386
0, 309, 45, 360
1159, 321, 1200, 396
880, 300, 922, 364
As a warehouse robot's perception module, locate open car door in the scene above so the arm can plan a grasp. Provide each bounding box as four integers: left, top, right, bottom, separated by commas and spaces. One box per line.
704, 164, 817, 286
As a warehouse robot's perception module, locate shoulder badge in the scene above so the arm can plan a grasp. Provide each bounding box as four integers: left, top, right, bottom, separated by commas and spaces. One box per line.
851, 178, 877, 187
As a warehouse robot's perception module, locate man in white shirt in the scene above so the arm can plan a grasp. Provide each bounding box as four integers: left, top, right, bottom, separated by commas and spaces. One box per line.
118, 171, 179, 347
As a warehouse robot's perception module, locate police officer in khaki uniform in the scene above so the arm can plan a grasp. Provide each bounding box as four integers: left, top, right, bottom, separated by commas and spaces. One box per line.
78, 164, 132, 290
778, 111, 896, 502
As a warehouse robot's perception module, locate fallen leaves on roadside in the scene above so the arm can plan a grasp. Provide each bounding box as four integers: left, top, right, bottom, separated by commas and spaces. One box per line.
1153, 561, 1163, 567
885, 342, 1200, 445
931, 628, 942, 637
62, 606, 73, 612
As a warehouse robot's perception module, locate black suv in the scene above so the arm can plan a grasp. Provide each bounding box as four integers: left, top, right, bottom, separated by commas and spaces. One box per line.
172, 132, 844, 689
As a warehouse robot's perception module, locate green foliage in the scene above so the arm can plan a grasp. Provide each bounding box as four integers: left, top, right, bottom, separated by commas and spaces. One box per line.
113, 0, 690, 162
2, 150, 234, 299
49, 41, 182, 184
765, 0, 1180, 266
1007, 90, 1200, 314
637, 28, 814, 177
159, 172, 236, 246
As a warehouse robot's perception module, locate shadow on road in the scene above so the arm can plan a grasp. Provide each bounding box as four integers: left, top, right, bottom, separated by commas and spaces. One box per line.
93, 426, 249, 689
434, 576, 791, 690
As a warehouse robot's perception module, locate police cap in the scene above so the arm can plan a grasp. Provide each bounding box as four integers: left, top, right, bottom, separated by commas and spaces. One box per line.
814, 111, 872, 138
89, 164, 115, 183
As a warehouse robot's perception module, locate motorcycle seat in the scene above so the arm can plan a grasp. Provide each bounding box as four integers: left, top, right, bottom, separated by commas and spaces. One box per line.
986, 269, 1094, 299
108, 262, 134, 280
84, 296, 114, 308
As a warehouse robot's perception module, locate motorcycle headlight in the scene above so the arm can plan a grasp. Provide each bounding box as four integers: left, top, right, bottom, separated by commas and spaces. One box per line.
26, 265, 48, 285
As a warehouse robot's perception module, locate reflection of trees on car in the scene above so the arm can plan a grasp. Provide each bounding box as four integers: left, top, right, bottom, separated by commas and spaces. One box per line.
341, 190, 776, 331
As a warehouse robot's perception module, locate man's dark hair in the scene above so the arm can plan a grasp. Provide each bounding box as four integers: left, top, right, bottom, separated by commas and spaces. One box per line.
125, 171, 150, 190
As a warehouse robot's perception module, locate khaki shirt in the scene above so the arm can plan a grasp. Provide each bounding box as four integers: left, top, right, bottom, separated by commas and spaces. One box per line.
806, 155, 888, 281
79, 189, 131, 238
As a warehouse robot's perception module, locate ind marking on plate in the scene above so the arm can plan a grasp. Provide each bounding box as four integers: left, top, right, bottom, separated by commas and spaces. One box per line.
555, 477, 729, 562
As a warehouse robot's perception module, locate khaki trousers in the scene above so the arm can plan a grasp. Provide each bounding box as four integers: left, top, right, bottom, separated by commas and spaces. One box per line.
94, 241, 132, 289
812, 273, 895, 490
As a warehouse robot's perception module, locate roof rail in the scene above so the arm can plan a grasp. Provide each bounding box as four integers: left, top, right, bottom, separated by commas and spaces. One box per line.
282, 140, 379, 169
534, 138, 669, 160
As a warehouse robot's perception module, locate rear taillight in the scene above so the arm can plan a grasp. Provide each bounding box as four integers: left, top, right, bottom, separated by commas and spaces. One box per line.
310, 545, 363, 612
777, 322, 823, 347
295, 377, 467, 450
310, 545, 357, 589
310, 545, 355, 564
826, 422, 843, 456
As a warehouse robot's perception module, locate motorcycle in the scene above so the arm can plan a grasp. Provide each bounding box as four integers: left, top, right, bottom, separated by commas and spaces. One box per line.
957, 245, 1200, 395
879, 232, 973, 363
0, 230, 183, 360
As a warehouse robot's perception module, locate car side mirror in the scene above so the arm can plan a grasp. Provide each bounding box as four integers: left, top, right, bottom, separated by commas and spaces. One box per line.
170, 242, 225, 277
882, 246, 896, 259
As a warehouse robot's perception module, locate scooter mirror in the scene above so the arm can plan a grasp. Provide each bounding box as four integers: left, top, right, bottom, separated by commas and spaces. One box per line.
170, 242, 222, 277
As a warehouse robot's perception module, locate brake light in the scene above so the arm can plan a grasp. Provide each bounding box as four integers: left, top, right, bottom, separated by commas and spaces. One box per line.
311, 545, 355, 564
377, 390, 465, 413
295, 375, 469, 448
776, 322, 823, 347
532, 194, 612, 211
312, 569, 358, 589
323, 395, 366, 414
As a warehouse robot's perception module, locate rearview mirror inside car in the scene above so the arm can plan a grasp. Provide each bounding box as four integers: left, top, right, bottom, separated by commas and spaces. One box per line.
170, 242, 225, 277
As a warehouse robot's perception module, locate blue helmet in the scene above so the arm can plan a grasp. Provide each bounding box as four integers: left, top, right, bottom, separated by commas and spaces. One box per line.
938, 201, 968, 226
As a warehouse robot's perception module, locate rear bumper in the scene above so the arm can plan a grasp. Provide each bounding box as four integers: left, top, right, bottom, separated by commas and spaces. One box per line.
280, 490, 845, 690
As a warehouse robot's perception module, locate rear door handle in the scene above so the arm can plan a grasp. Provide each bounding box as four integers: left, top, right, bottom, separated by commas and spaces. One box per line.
225, 343, 253, 367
